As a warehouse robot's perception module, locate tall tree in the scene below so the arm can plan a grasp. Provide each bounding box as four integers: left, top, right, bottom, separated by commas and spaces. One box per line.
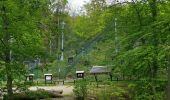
0, 0, 50, 99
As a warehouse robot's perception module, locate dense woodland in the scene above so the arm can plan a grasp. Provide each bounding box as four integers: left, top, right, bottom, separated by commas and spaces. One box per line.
0, 0, 170, 100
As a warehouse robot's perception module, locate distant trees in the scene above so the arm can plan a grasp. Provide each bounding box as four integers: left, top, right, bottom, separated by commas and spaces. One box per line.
70, 0, 170, 99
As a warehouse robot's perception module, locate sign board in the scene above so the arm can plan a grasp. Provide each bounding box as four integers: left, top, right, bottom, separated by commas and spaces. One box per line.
68, 57, 74, 64
25, 74, 34, 83
44, 74, 53, 84
76, 71, 84, 79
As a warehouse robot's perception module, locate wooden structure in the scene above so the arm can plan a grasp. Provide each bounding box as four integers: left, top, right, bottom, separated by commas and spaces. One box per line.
90, 66, 112, 87
76, 71, 84, 79
44, 74, 53, 84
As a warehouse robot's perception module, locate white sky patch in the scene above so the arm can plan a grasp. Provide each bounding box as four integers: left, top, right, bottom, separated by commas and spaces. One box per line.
67, 0, 90, 15
68, 0, 90, 7
67, 0, 131, 15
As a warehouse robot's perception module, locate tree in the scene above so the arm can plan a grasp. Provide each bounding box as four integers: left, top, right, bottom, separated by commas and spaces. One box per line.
70, 0, 170, 99
0, 0, 50, 99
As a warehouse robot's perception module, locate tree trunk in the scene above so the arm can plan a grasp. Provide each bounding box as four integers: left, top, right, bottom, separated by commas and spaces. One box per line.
4, 25, 13, 100
149, 0, 158, 99
5, 50, 13, 100
6, 70, 13, 100
2, 4, 13, 100
168, 57, 170, 100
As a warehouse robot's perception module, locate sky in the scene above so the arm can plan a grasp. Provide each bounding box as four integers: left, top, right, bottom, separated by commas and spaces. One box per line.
67, 0, 91, 15
68, 0, 90, 8
67, 0, 116, 15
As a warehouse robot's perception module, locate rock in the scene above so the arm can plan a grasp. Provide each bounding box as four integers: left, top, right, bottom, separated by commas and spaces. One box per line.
47, 90, 63, 98
0, 91, 2, 96
47, 90, 63, 94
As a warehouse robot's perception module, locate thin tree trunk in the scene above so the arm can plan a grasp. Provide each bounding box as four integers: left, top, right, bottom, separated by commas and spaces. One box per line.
168, 57, 170, 100
4, 37, 13, 100
149, 0, 158, 99
2, 4, 13, 100
6, 68, 13, 100
4, 23, 13, 100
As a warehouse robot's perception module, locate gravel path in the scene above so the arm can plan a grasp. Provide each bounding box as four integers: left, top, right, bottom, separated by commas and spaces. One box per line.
29, 85, 74, 95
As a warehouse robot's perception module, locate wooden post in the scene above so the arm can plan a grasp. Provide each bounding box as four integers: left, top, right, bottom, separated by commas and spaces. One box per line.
109, 73, 112, 81
168, 56, 170, 100
94, 74, 98, 88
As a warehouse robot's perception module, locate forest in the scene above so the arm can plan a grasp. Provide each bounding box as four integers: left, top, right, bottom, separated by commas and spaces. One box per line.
0, 0, 170, 100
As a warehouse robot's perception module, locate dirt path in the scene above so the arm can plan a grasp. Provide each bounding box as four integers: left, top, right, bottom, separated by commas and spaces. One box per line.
29, 85, 74, 95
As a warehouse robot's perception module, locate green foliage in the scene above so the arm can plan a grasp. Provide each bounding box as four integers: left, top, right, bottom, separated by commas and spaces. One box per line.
87, 81, 128, 100
0, 0, 65, 97
3, 89, 54, 100
69, 0, 170, 99
73, 79, 88, 100
0, 0, 169, 99
128, 81, 167, 100
69, 0, 107, 41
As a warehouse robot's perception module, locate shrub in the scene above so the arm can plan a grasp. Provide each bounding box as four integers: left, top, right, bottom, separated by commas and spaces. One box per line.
128, 81, 166, 100
73, 79, 88, 100
87, 81, 129, 100
3, 89, 54, 100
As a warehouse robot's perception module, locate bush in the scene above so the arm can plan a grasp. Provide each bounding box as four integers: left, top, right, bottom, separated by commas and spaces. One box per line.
3, 89, 55, 100
73, 79, 88, 100
87, 81, 129, 100
98, 82, 127, 100
128, 81, 166, 100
